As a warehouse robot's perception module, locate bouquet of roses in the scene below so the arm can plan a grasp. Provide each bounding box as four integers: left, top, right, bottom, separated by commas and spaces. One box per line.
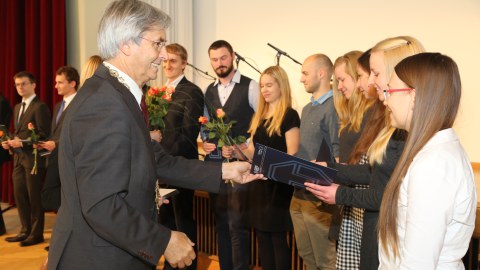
145, 85, 175, 130
198, 108, 247, 151
199, 109, 247, 186
27, 122, 39, 175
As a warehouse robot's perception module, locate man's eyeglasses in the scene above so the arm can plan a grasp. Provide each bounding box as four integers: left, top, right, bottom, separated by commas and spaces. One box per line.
139, 36, 166, 51
383, 88, 414, 100
15, 82, 31, 88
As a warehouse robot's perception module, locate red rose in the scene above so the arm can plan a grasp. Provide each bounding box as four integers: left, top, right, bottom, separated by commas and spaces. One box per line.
166, 86, 175, 95
216, 108, 225, 119
198, 116, 208, 125
28, 122, 34, 130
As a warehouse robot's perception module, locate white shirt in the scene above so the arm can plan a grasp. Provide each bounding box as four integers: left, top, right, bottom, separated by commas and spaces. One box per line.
165, 74, 184, 89
379, 128, 477, 270
212, 69, 259, 108
18, 94, 36, 122
103, 61, 143, 109
63, 92, 77, 110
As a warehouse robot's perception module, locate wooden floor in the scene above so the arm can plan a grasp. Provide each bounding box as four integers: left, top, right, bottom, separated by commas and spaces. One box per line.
0, 203, 221, 270
0, 203, 51, 270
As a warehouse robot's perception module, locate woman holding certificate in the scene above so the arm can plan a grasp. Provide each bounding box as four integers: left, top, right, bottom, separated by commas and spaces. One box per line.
223, 66, 300, 270
377, 53, 476, 269
305, 36, 425, 270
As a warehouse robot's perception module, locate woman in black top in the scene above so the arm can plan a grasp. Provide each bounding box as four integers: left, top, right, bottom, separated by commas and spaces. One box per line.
223, 66, 300, 270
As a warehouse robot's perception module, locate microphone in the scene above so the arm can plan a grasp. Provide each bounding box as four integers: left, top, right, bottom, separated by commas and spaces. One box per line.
187, 63, 216, 80
266, 43, 302, 66
235, 52, 245, 62
233, 52, 261, 74
267, 43, 287, 56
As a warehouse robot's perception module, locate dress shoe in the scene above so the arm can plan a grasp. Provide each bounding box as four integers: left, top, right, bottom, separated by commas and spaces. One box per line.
5, 233, 28, 242
20, 236, 44, 247
0, 227, 6, 236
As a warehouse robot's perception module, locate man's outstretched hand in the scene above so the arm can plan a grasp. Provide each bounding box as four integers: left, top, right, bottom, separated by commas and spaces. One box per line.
221, 161, 264, 184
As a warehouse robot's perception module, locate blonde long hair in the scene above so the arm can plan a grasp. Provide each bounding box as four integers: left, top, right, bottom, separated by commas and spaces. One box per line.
367, 36, 425, 164
80, 55, 103, 86
248, 66, 292, 137
378, 53, 461, 258
333, 51, 375, 134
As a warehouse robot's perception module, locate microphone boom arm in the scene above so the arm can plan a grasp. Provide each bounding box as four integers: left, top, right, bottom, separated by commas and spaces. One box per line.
267, 43, 302, 66
235, 52, 261, 74
187, 63, 216, 80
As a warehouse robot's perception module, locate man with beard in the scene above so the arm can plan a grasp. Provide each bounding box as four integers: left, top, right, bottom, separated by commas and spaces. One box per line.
202, 40, 259, 270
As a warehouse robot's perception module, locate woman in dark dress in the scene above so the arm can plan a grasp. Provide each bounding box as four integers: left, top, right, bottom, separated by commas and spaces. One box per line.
305, 36, 425, 270
223, 66, 300, 270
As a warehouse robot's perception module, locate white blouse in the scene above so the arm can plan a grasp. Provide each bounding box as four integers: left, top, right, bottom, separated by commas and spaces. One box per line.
379, 128, 477, 270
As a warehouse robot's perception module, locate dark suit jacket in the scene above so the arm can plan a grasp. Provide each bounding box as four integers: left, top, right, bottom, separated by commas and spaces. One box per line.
160, 76, 204, 159
12, 96, 51, 168
41, 101, 70, 211
0, 95, 12, 164
48, 65, 222, 270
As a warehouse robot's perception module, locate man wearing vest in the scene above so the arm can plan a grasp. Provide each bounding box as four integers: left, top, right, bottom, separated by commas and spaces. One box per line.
202, 40, 259, 270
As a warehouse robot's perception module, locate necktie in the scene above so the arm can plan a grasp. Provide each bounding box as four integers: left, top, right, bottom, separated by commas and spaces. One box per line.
140, 95, 149, 127
56, 100, 65, 125
17, 102, 26, 126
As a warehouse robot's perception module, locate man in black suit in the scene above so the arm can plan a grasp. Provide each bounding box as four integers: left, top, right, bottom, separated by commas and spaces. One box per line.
47, 1, 262, 269
0, 93, 13, 236
39, 66, 79, 212
1, 71, 51, 246
158, 43, 204, 270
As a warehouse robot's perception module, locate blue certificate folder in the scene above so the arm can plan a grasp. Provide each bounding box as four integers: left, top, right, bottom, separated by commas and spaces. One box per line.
250, 143, 337, 188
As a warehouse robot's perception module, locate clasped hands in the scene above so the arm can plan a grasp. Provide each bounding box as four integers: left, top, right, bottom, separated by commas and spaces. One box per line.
1, 137, 22, 149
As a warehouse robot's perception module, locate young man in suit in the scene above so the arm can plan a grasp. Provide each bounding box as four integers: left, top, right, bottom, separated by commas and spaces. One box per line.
1, 71, 51, 246
47, 1, 262, 269
39, 66, 79, 213
159, 43, 204, 270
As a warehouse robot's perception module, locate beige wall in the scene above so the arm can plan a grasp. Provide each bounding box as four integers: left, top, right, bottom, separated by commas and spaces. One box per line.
69, 0, 480, 161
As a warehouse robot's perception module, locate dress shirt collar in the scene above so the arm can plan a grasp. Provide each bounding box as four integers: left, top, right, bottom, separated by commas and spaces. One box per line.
311, 90, 333, 106
63, 92, 77, 109
103, 61, 143, 108
423, 128, 458, 149
166, 74, 184, 88
213, 69, 241, 87
22, 94, 36, 107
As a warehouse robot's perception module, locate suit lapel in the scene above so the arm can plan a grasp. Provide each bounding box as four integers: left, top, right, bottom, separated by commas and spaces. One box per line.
17, 97, 38, 128
97, 66, 154, 156
13, 103, 21, 130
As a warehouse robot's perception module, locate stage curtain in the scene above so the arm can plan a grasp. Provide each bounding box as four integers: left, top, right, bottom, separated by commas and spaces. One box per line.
0, 0, 66, 205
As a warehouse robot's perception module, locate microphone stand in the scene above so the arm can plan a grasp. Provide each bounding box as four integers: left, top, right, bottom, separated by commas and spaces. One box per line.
187, 63, 216, 80
267, 43, 302, 66
235, 52, 261, 74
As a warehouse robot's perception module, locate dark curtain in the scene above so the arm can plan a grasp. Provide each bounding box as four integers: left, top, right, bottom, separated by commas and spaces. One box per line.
0, 0, 66, 205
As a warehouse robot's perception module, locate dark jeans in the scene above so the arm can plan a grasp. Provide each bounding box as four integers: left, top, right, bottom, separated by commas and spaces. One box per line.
256, 230, 292, 270
211, 183, 251, 270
